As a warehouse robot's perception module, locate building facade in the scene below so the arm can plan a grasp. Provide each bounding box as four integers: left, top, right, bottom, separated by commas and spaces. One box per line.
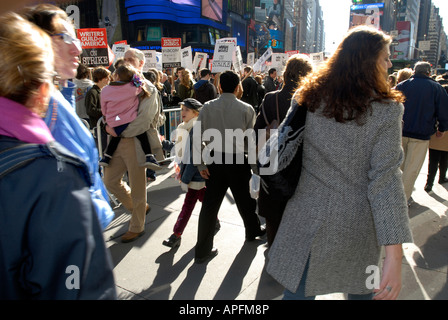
57, 0, 327, 63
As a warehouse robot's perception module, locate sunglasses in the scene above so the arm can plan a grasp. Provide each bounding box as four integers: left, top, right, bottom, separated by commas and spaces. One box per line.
51, 33, 81, 47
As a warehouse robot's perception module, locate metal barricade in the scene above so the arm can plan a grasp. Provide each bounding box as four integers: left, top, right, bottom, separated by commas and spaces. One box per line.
96, 117, 104, 159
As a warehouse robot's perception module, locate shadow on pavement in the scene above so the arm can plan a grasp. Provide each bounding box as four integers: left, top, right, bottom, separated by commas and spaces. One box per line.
213, 241, 263, 300
415, 225, 448, 299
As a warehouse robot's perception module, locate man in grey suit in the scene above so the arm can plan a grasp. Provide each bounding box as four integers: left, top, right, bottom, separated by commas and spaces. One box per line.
193, 70, 266, 264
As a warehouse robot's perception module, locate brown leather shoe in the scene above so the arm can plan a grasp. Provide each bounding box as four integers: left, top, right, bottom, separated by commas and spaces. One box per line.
145, 203, 151, 215
121, 231, 145, 243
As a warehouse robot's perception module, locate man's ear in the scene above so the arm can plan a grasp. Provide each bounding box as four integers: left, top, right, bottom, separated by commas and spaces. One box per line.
33, 82, 51, 116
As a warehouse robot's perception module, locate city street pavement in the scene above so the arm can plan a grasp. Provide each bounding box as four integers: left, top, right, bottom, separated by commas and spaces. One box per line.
103, 155, 448, 301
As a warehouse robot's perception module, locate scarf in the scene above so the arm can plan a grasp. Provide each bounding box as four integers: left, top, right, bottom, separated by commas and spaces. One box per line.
0, 97, 54, 144
173, 116, 197, 164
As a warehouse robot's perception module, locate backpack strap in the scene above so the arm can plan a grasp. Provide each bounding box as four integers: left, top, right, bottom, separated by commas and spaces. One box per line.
275, 92, 280, 122
262, 92, 280, 126
0, 143, 47, 179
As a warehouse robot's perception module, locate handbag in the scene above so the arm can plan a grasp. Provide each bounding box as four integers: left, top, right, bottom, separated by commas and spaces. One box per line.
257, 99, 307, 201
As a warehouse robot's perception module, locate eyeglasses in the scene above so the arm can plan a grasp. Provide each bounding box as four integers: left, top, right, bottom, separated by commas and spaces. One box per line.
51, 33, 81, 47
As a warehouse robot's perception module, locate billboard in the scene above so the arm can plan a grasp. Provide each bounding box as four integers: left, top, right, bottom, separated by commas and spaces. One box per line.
392, 21, 411, 60
201, 0, 223, 23
254, 0, 283, 30
350, 3, 384, 30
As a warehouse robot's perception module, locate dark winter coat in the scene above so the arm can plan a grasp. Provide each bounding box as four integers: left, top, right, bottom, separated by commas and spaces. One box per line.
241, 76, 259, 110
193, 80, 217, 104
396, 74, 448, 140
85, 84, 103, 128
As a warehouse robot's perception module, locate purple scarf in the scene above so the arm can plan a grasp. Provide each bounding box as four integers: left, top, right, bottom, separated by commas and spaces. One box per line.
0, 97, 54, 144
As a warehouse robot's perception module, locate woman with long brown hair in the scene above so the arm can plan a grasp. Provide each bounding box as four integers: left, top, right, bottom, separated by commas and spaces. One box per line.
178, 68, 195, 100
267, 26, 413, 300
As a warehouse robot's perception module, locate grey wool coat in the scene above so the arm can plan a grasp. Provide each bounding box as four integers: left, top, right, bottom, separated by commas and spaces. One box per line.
266, 100, 413, 297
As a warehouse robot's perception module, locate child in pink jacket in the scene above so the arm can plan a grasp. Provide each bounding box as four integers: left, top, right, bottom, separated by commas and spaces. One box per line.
99, 64, 160, 170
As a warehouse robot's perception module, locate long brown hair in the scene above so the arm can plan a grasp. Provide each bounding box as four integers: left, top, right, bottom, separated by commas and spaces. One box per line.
181, 69, 193, 89
297, 26, 404, 124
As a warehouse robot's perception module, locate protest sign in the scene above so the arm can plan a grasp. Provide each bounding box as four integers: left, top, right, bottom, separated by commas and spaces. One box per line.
142, 50, 158, 72
271, 53, 288, 75
247, 52, 255, 67
211, 42, 235, 73
253, 47, 273, 73
181, 46, 194, 71
193, 52, 208, 73
112, 43, 130, 62
77, 28, 109, 67
233, 46, 244, 74
310, 52, 324, 67
162, 38, 182, 69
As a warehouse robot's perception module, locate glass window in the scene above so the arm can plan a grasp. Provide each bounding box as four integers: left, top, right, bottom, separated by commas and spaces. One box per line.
209, 28, 215, 45
147, 26, 161, 41
183, 27, 199, 43
137, 26, 146, 42
201, 30, 208, 44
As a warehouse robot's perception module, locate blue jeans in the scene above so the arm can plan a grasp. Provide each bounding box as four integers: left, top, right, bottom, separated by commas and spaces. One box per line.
282, 258, 374, 300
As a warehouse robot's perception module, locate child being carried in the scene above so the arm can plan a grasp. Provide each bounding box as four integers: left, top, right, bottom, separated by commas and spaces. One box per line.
99, 64, 161, 171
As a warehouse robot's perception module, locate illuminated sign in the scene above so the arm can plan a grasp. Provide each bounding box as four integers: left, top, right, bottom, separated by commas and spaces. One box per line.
350, 2, 384, 30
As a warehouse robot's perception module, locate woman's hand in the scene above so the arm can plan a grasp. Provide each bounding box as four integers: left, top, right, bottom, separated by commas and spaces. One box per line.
373, 244, 403, 300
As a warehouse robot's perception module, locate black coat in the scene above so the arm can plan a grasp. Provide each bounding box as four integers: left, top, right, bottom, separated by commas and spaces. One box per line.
263, 76, 277, 93
241, 76, 259, 109
85, 84, 103, 128
254, 79, 297, 135
193, 80, 217, 104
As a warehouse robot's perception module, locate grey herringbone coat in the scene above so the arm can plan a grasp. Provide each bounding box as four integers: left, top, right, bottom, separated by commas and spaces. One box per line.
266, 101, 413, 296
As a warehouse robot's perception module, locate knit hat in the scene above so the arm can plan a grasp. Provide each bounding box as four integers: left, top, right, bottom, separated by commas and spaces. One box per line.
179, 98, 202, 111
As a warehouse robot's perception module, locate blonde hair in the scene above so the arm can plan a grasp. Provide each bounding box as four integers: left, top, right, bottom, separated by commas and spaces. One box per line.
0, 12, 54, 105
181, 69, 193, 89
397, 68, 413, 83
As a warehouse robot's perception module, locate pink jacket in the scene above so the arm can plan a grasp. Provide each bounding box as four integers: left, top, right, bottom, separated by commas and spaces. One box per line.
100, 82, 142, 127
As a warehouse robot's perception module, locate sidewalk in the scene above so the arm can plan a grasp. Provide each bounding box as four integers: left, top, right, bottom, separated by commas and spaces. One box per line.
103, 155, 448, 300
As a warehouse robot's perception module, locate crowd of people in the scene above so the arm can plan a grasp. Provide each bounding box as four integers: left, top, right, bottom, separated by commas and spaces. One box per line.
2, 3, 448, 301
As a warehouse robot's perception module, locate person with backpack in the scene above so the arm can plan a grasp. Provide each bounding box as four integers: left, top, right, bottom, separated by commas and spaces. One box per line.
193, 68, 217, 104
254, 54, 313, 247
0, 11, 116, 300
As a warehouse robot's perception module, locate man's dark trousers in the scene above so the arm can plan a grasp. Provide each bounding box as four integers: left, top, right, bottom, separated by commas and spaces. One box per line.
195, 154, 261, 259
